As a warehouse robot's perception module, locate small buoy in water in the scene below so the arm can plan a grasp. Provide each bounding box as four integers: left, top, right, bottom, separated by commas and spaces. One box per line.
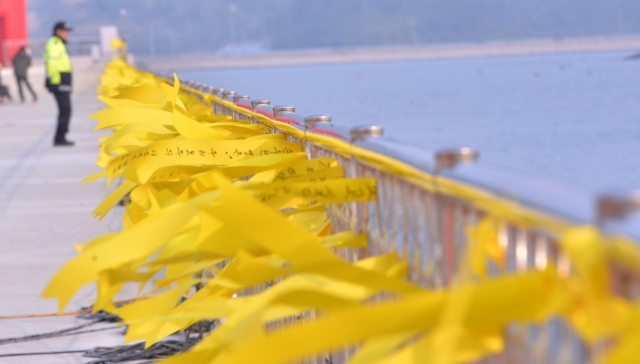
356, 73, 363, 79
534, 71, 541, 77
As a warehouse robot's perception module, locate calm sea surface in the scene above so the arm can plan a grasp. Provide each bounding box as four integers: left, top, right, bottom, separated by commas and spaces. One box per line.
181, 51, 640, 193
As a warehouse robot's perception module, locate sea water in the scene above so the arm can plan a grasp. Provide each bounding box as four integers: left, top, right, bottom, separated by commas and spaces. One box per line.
181, 51, 640, 193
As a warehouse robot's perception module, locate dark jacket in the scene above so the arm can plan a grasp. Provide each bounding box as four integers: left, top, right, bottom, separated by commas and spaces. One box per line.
12, 51, 31, 78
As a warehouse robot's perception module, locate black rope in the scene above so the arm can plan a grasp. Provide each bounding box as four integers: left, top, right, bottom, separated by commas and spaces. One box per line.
77, 310, 122, 323
0, 321, 100, 345
82, 320, 215, 363
84, 338, 200, 364
18, 326, 123, 344
0, 349, 88, 358
0, 309, 123, 345
0, 305, 212, 363
59, 325, 123, 336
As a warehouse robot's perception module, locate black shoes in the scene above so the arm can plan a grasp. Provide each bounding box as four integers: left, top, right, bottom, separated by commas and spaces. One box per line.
54, 139, 75, 147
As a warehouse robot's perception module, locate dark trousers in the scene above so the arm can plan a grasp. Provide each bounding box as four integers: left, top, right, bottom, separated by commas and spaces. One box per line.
15, 75, 36, 102
0, 85, 10, 101
53, 92, 71, 142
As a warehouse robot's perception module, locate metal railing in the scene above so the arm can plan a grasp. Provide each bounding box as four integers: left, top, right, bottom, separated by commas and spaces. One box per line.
171, 78, 640, 364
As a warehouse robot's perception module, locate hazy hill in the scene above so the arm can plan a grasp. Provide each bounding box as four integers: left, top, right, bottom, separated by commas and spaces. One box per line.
27, 0, 640, 56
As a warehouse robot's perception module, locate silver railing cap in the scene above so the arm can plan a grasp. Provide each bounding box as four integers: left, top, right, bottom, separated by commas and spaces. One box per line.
597, 192, 640, 220
435, 147, 479, 169
233, 95, 250, 102
222, 91, 237, 98
212, 88, 224, 96
251, 99, 270, 109
305, 114, 332, 128
350, 125, 384, 142
273, 105, 296, 116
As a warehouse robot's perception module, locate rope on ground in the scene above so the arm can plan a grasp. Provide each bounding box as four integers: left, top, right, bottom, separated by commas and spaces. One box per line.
0, 310, 123, 345
0, 349, 89, 358
6, 326, 124, 346
0, 321, 100, 345
77, 310, 122, 323
0, 311, 208, 362
0, 298, 133, 320
84, 338, 201, 364
0, 307, 93, 319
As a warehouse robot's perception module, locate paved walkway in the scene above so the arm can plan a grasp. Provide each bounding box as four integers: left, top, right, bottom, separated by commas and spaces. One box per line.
0, 60, 129, 363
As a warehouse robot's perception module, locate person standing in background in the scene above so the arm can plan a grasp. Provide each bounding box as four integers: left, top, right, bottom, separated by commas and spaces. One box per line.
45, 21, 74, 146
0, 63, 13, 103
12, 47, 38, 105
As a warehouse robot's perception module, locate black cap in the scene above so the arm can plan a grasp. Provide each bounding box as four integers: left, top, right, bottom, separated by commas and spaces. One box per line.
53, 21, 73, 34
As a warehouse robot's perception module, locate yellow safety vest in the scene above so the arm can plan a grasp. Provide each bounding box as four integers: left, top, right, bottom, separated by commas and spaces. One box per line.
44, 36, 72, 92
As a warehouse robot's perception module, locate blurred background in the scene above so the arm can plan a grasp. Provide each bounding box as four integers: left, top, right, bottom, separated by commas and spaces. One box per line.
28, 0, 640, 55
25, 0, 640, 56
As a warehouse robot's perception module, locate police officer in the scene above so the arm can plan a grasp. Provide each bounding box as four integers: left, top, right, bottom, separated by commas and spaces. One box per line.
45, 21, 74, 146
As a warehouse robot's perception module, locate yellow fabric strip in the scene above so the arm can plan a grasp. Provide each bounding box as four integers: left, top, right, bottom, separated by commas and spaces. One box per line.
106, 139, 302, 178
93, 180, 137, 220
90, 108, 173, 129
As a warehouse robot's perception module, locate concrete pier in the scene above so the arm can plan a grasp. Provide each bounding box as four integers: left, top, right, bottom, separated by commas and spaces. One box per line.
0, 57, 126, 363
138, 34, 640, 72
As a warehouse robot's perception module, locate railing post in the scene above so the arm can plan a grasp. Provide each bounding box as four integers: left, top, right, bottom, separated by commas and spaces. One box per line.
434, 147, 479, 171
304, 114, 332, 129
221, 91, 237, 117
211, 88, 224, 114
272, 105, 295, 134
433, 147, 479, 285
273, 105, 295, 117
232, 95, 250, 120
304, 114, 332, 158
197, 85, 211, 102
336, 124, 384, 363
348, 125, 384, 264
597, 193, 640, 222
596, 192, 640, 292
593, 192, 640, 354
250, 99, 270, 125
183, 80, 195, 94
349, 125, 384, 143
204, 86, 214, 96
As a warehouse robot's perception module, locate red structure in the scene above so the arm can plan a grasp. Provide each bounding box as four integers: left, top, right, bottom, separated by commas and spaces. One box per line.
0, 0, 27, 66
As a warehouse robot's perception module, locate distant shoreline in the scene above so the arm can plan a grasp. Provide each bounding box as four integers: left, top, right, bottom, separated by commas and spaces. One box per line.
137, 35, 640, 72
